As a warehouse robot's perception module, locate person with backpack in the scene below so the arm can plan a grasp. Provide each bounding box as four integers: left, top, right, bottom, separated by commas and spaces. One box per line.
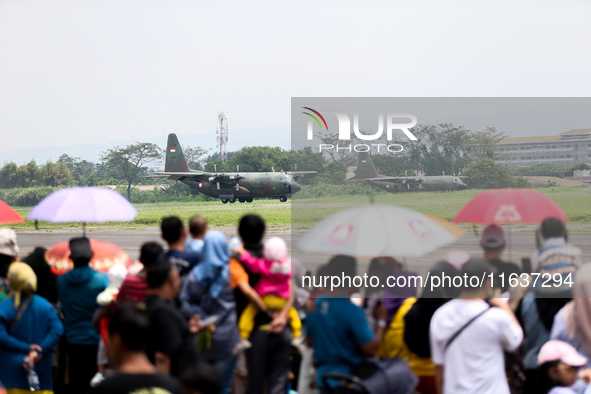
430, 259, 523, 394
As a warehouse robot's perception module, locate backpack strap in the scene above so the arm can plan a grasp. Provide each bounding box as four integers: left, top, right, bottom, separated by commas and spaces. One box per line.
445, 306, 491, 351
9, 295, 33, 333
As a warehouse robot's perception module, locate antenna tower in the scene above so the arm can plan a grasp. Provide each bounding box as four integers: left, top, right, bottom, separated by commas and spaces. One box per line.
216, 111, 229, 162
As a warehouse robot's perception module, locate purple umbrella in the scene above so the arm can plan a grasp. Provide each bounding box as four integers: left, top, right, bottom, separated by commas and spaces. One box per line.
28, 187, 138, 234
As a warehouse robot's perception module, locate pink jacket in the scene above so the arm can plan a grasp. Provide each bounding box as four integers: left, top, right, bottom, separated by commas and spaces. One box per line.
239, 250, 291, 299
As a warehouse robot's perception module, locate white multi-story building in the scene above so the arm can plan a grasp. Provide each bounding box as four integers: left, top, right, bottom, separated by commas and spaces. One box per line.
496, 128, 591, 167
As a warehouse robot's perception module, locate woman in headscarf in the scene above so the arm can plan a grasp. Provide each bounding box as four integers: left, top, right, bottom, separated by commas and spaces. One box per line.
179, 231, 239, 394
0, 262, 64, 394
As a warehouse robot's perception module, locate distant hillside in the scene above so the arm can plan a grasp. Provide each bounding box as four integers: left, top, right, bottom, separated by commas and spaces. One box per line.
0, 125, 290, 165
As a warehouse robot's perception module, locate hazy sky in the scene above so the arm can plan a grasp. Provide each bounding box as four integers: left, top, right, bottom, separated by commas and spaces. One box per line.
1, 0, 590, 157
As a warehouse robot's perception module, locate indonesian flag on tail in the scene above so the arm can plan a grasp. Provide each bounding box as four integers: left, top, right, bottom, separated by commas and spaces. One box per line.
361, 159, 367, 163
170, 147, 176, 152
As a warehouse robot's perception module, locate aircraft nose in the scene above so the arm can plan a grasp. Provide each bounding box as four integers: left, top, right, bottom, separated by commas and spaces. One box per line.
459, 182, 467, 190
290, 181, 301, 194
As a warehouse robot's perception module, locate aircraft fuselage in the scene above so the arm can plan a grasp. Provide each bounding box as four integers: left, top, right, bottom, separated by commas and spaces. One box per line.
370, 175, 468, 193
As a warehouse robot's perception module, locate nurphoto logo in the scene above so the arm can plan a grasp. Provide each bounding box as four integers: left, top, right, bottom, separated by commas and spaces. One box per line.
302, 107, 418, 153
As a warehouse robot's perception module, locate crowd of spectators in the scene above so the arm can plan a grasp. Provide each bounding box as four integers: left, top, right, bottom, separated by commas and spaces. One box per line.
0, 215, 589, 394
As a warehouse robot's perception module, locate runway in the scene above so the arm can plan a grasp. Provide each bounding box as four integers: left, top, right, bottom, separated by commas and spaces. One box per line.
13, 227, 591, 276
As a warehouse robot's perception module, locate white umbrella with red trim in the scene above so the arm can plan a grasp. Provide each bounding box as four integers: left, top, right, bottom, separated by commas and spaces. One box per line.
297, 204, 463, 258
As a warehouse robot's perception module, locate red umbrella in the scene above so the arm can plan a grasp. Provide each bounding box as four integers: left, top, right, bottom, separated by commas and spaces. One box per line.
45, 239, 134, 275
0, 200, 25, 225
453, 188, 567, 224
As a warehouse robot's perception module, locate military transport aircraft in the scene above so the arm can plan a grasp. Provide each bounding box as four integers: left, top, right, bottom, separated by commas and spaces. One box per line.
348, 152, 468, 192
150, 134, 316, 204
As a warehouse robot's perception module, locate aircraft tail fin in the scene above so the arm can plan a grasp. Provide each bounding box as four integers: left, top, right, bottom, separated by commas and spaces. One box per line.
165, 133, 191, 172
352, 151, 379, 179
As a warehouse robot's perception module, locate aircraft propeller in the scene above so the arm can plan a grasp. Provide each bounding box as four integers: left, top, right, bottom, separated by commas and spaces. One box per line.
208, 164, 222, 190
229, 165, 243, 191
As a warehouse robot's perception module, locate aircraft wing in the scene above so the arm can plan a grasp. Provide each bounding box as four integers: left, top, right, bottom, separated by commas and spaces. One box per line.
148, 171, 208, 181
347, 176, 424, 184
286, 171, 318, 175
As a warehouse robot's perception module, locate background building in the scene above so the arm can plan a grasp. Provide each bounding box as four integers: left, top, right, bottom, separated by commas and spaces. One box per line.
496, 128, 591, 167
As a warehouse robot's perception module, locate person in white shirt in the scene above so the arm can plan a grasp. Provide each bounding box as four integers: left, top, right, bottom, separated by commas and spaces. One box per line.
430, 258, 523, 394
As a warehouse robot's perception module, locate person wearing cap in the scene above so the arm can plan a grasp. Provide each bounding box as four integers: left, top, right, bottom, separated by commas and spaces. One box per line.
538, 340, 591, 394
430, 258, 523, 394
533, 217, 581, 294
480, 225, 521, 294
0, 262, 64, 393
0, 228, 20, 302
57, 237, 109, 394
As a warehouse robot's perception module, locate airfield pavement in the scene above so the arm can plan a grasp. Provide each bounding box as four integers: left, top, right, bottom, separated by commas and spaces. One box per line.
13, 227, 591, 279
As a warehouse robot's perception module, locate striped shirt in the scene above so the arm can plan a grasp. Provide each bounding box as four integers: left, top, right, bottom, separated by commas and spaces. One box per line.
117, 274, 149, 305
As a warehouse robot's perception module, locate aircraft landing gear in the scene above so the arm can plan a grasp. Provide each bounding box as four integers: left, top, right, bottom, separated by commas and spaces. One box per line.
279, 196, 287, 202
221, 199, 229, 204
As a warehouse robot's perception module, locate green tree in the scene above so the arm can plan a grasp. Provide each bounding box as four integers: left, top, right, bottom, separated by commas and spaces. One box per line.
183, 146, 210, 170
204, 159, 224, 173
470, 127, 508, 161
16, 161, 42, 187
224, 147, 291, 172
464, 159, 528, 189
0, 163, 18, 188
407, 123, 473, 176
41, 161, 73, 187
317, 132, 358, 166
290, 147, 326, 185
370, 154, 415, 177
58, 154, 98, 185
101, 142, 162, 200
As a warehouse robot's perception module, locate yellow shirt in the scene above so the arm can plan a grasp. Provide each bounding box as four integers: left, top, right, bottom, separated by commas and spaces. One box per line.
378, 297, 436, 377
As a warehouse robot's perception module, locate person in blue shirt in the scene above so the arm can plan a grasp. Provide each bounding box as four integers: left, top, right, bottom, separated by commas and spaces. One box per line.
161, 217, 201, 281
185, 215, 208, 256
305, 255, 386, 394
57, 237, 109, 394
0, 262, 63, 392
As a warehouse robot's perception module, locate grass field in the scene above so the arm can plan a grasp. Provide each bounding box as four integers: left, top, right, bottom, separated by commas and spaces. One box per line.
3, 186, 590, 230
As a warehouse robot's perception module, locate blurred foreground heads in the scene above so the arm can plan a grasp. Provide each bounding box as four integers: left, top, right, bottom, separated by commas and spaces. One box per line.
93, 305, 208, 394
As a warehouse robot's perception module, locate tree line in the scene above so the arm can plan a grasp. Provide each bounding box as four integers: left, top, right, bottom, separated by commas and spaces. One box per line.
3, 124, 579, 200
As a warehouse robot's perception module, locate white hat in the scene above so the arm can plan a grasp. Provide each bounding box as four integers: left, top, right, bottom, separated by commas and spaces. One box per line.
0, 228, 19, 257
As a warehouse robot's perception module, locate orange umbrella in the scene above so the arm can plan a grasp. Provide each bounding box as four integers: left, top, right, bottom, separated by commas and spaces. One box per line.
0, 200, 24, 225
45, 239, 133, 275
426, 215, 465, 239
